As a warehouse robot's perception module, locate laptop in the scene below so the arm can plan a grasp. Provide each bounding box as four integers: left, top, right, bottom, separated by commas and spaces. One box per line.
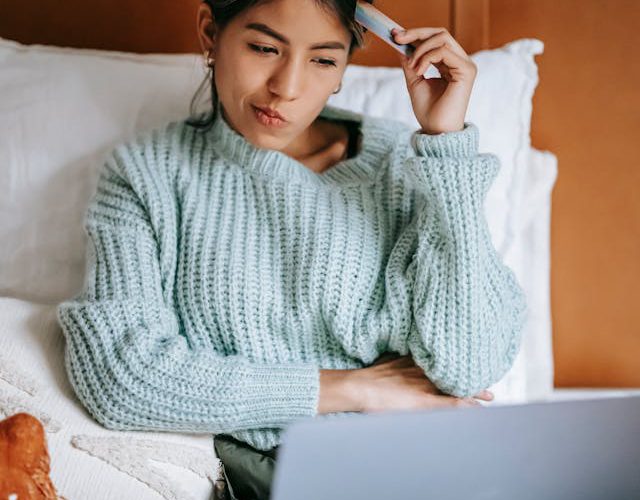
270, 396, 640, 500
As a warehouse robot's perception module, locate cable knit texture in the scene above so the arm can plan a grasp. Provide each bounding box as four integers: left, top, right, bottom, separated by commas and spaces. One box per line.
56, 101, 528, 452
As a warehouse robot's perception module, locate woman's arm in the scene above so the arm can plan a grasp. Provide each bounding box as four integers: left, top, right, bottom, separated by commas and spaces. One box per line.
57, 142, 321, 433
318, 369, 362, 414
392, 124, 528, 398
319, 353, 495, 414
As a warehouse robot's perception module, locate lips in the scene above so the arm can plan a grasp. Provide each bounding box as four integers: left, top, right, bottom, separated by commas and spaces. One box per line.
252, 105, 287, 122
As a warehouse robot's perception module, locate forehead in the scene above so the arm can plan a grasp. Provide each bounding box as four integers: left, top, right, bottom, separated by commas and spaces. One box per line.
234, 0, 351, 43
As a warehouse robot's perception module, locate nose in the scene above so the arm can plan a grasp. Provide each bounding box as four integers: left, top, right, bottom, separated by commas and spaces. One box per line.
267, 57, 305, 101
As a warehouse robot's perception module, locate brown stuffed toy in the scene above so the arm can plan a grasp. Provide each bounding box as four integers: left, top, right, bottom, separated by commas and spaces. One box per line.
0, 412, 60, 499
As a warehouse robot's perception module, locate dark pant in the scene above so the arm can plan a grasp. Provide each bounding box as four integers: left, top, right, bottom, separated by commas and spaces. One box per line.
213, 434, 280, 500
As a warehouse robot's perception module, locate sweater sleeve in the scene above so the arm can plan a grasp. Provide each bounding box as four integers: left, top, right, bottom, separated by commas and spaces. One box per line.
392, 123, 528, 398
56, 142, 320, 434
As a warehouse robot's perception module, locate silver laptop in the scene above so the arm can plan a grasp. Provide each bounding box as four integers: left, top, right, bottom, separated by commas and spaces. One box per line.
271, 396, 640, 500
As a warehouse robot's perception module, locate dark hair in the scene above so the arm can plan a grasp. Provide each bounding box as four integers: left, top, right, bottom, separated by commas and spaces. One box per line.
186, 0, 373, 132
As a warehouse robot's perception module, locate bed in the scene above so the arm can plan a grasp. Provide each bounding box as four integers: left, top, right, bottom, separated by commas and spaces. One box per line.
1, 1, 638, 499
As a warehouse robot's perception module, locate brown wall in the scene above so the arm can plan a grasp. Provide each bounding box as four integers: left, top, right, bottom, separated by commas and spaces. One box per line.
1, 0, 638, 388
0, 0, 202, 54
489, 0, 640, 388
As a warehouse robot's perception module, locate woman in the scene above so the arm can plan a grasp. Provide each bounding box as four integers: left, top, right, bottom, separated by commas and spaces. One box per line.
56, 0, 527, 499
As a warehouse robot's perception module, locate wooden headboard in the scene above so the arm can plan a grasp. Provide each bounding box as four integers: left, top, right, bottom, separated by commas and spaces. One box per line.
1, 0, 638, 388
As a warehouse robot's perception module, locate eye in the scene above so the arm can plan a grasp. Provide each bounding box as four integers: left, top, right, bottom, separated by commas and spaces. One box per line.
248, 44, 337, 68
248, 43, 277, 55
315, 58, 337, 68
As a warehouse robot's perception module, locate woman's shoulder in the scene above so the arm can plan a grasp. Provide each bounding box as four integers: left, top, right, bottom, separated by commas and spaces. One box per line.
99, 117, 199, 187
359, 111, 421, 165
321, 104, 414, 135
90, 120, 196, 223
89, 120, 189, 237
321, 104, 418, 161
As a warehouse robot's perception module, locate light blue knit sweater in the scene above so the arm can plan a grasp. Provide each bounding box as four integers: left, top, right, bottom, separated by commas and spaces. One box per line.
56, 101, 527, 452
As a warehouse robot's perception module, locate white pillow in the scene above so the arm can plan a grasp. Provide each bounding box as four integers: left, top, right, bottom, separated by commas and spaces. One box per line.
0, 36, 555, 403
0, 297, 221, 500
492, 146, 557, 404
0, 39, 205, 305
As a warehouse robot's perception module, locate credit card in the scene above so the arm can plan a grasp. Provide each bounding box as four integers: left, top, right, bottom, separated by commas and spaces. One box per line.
355, 1, 416, 57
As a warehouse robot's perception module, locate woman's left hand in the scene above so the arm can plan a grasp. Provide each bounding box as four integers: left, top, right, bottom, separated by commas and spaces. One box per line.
392, 27, 477, 135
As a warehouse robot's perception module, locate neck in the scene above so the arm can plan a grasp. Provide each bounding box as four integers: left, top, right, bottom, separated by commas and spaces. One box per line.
281, 122, 318, 160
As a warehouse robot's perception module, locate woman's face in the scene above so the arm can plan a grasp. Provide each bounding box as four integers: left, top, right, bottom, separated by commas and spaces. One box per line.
198, 0, 352, 153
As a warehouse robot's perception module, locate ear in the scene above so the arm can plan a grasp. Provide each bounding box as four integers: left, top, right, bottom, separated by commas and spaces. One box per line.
196, 3, 217, 54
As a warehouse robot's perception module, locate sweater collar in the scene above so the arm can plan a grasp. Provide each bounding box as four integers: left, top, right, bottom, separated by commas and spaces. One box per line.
208, 99, 393, 187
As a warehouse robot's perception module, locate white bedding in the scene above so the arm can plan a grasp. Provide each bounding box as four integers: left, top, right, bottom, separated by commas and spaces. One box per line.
0, 297, 218, 500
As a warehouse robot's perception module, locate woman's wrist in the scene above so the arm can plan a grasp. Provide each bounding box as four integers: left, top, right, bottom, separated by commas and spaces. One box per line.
318, 369, 364, 414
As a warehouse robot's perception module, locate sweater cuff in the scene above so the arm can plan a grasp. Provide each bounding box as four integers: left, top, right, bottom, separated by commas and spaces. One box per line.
410, 122, 479, 158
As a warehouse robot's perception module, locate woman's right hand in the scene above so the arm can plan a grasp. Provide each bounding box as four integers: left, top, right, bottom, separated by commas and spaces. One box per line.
352, 352, 494, 412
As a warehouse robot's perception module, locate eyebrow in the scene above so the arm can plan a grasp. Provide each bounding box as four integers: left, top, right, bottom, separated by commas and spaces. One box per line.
245, 22, 347, 50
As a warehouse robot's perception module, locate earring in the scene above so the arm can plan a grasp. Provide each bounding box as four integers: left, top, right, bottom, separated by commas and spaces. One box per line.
204, 50, 215, 68
332, 82, 342, 94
